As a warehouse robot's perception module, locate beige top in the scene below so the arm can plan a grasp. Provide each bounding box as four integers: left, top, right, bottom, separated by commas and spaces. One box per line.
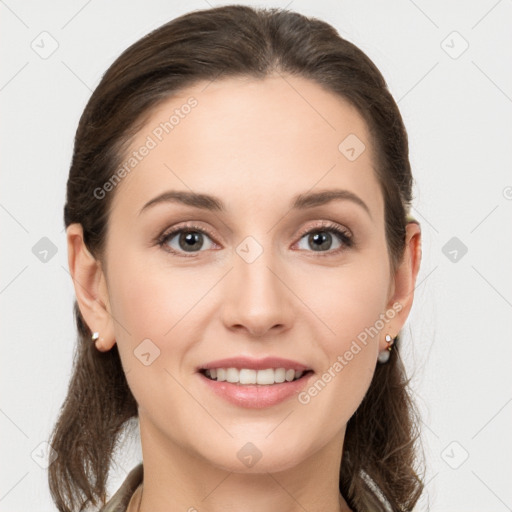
99, 464, 143, 512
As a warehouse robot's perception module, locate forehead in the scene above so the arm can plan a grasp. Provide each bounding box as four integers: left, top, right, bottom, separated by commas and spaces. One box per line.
108, 74, 381, 219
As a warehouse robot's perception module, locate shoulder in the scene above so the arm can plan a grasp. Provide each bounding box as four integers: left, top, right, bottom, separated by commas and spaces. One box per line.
99, 464, 143, 512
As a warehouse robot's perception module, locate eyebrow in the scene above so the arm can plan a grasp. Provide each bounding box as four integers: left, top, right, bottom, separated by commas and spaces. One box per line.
138, 188, 372, 218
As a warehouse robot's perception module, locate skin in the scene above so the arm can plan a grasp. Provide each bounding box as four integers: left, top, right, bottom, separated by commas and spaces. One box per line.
67, 74, 421, 512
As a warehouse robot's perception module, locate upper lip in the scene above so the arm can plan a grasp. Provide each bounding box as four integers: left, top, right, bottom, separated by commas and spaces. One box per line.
198, 356, 312, 372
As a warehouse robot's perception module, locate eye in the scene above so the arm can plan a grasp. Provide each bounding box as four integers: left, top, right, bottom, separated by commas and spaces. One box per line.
157, 223, 217, 256
294, 222, 353, 255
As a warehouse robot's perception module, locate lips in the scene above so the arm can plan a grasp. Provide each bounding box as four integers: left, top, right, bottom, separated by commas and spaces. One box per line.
197, 356, 312, 372
198, 366, 315, 408
196, 356, 315, 408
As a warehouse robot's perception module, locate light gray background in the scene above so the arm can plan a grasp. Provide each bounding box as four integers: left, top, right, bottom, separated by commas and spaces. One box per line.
1, 1, 511, 510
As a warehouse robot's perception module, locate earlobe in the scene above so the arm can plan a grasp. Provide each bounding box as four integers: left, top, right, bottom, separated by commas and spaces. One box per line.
381, 221, 422, 351
66, 223, 116, 352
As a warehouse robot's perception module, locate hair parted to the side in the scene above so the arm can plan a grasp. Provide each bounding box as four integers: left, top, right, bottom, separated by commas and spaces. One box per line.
50, 5, 424, 511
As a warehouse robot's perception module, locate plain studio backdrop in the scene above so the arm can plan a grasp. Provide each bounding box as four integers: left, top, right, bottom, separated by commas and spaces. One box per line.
1, 1, 511, 511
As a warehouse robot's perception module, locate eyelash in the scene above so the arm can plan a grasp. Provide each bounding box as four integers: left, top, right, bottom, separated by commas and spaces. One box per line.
156, 221, 354, 258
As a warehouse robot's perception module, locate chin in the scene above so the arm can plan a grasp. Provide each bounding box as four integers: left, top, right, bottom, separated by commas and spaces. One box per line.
195, 439, 308, 475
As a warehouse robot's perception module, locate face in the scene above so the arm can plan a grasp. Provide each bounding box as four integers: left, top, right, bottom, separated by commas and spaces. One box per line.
96, 74, 401, 473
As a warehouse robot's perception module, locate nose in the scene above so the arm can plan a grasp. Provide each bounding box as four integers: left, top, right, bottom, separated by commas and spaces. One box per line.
221, 249, 295, 338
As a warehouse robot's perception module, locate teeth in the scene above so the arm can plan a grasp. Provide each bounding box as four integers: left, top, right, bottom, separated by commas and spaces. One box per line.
204, 368, 306, 385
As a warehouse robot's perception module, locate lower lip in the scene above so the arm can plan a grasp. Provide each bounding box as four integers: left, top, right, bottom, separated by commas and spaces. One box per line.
198, 371, 314, 409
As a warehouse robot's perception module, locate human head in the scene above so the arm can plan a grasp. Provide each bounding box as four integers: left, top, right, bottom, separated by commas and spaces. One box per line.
50, 5, 423, 511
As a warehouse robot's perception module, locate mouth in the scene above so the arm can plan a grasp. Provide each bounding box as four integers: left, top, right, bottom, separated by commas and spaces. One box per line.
197, 362, 316, 408
199, 367, 314, 386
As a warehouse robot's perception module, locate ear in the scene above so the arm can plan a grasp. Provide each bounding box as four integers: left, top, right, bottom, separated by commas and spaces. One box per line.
380, 221, 422, 350
66, 223, 116, 352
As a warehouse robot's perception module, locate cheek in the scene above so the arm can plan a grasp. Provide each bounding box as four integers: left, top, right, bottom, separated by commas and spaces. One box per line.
295, 266, 390, 429
109, 253, 202, 339
295, 256, 390, 405
107, 261, 198, 408
301, 262, 390, 346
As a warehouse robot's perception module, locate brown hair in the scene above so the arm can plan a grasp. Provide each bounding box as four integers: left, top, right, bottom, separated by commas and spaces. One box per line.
50, 5, 424, 511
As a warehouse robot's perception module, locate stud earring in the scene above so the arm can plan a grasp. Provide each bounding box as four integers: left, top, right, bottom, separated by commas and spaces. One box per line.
377, 334, 395, 364
91, 332, 100, 342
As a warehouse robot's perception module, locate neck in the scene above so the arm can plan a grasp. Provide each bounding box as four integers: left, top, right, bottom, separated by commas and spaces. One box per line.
131, 416, 352, 512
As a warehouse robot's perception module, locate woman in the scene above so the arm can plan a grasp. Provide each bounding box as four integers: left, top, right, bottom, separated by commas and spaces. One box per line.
49, 5, 424, 512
